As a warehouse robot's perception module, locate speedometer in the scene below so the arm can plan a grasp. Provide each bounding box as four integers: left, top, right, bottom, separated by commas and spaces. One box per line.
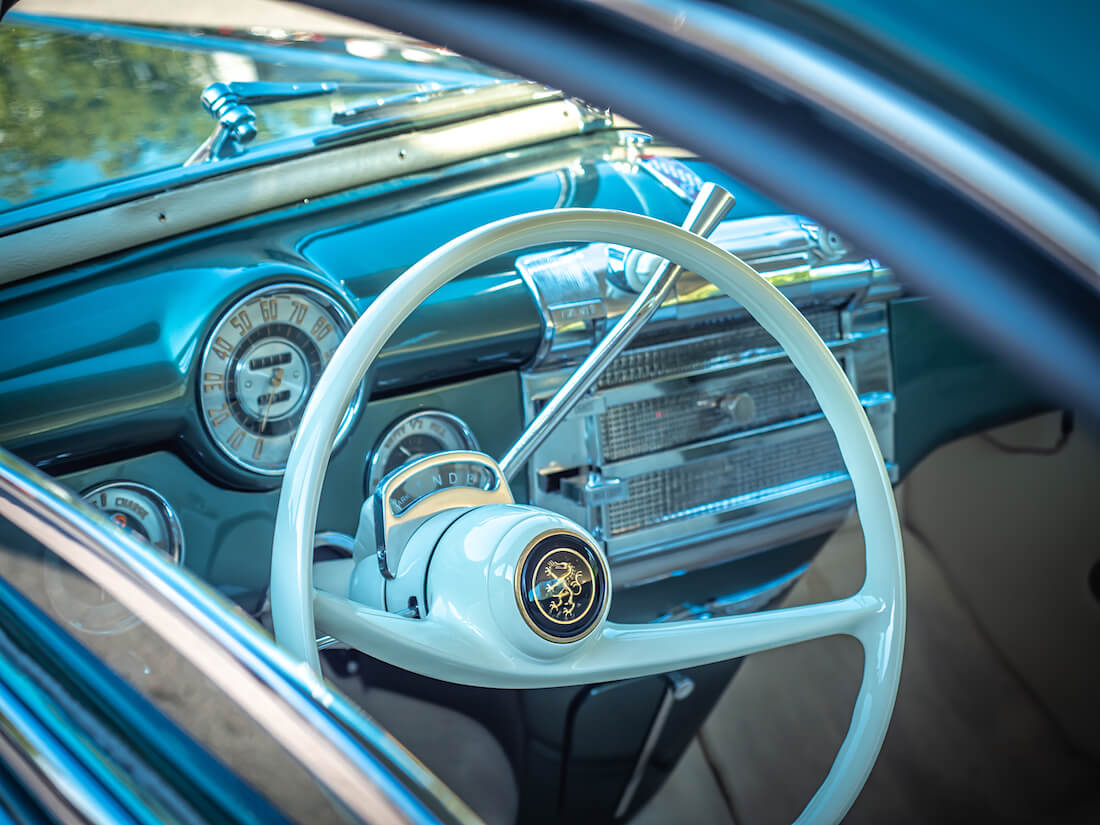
199, 283, 360, 475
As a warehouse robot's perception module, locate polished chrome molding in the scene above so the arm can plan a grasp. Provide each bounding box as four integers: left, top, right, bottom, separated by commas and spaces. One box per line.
587, 0, 1100, 286
1, 99, 592, 285
600, 392, 893, 480
366, 409, 480, 497
517, 212, 894, 370
612, 493, 853, 588
0, 448, 478, 825
517, 325, 874, 410
597, 397, 896, 550
0, 672, 132, 825
499, 183, 735, 480
372, 450, 512, 578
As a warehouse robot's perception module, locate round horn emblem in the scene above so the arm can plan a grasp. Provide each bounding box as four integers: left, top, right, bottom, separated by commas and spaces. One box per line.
515, 532, 607, 643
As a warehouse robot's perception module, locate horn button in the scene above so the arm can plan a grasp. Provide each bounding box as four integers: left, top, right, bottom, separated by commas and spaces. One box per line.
516, 531, 607, 643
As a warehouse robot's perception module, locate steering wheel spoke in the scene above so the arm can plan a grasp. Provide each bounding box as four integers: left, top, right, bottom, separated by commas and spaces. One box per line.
597, 592, 886, 668
314, 583, 884, 688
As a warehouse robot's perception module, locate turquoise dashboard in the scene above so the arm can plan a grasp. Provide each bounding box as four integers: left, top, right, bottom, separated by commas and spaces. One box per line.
0, 143, 1046, 617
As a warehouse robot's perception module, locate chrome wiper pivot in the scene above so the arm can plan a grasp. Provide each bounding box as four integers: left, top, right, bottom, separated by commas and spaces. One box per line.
186, 80, 420, 165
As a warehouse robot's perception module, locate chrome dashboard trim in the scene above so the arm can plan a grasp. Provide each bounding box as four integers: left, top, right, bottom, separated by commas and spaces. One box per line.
599, 392, 893, 480
601, 402, 897, 564
517, 213, 896, 370
588, 0, 1100, 287
372, 450, 512, 578
0, 448, 478, 825
366, 410, 481, 497
613, 494, 853, 588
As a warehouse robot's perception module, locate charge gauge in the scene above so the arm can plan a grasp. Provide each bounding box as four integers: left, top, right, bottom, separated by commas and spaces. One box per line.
366, 410, 479, 494
45, 482, 184, 635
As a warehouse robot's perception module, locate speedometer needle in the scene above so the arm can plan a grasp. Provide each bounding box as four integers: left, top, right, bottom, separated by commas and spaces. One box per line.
260, 367, 283, 433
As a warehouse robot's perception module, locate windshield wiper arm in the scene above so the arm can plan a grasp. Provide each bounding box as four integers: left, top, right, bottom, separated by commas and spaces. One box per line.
185, 80, 441, 165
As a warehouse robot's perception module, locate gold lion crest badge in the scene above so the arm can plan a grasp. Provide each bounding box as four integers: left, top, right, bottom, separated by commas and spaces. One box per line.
540, 557, 587, 619
517, 533, 607, 643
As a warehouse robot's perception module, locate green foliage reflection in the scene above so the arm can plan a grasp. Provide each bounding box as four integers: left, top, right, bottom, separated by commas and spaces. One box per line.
0, 24, 365, 209
0, 26, 220, 206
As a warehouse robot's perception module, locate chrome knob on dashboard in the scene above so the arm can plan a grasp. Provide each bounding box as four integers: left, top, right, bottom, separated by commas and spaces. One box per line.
718, 392, 756, 424
696, 391, 756, 425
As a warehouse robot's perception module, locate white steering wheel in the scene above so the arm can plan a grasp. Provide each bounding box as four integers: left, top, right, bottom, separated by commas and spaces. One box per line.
271, 209, 905, 825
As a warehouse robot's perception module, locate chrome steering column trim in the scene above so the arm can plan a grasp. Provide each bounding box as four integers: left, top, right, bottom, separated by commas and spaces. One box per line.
0, 448, 477, 825
586, 0, 1100, 285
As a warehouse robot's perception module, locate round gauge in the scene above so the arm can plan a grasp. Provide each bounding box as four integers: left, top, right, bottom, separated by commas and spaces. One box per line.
45, 482, 184, 635
366, 410, 479, 493
198, 283, 360, 475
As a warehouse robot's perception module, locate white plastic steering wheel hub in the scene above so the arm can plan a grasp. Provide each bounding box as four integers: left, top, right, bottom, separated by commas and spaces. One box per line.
271, 207, 905, 825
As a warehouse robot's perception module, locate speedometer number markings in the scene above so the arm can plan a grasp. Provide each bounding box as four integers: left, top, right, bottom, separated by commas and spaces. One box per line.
198, 283, 359, 475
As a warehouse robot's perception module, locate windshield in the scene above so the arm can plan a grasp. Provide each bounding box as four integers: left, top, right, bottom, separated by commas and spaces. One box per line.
0, 14, 510, 212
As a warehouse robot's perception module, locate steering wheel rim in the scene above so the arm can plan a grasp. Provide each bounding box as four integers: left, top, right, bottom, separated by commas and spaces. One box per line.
272, 208, 905, 825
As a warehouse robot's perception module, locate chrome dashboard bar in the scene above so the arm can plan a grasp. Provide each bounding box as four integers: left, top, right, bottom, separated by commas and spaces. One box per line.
499, 182, 735, 479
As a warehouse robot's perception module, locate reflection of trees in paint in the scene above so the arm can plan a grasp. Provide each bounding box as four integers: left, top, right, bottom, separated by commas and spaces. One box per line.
0, 26, 366, 208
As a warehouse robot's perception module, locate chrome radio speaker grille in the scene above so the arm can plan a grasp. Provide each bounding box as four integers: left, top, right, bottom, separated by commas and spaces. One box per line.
517, 211, 900, 586
597, 305, 840, 388
598, 360, 825, 462
606, 428, 844, 535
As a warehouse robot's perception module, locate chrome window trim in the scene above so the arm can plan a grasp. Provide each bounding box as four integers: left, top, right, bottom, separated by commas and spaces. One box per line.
0, 448, 477, 825
587, 0, 1100, 286
0, 675, 133, 825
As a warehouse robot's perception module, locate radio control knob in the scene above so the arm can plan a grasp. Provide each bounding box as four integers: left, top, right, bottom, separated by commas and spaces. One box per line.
718, 392, 756, 424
